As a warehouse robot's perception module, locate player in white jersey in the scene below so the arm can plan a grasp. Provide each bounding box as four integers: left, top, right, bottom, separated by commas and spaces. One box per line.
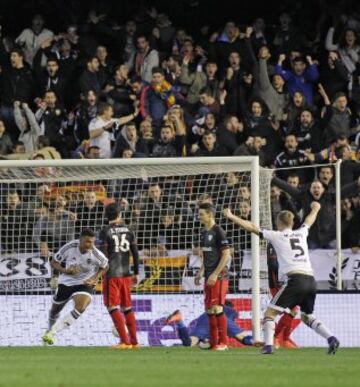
224, 202, 340, 355
42, 228, 108, 345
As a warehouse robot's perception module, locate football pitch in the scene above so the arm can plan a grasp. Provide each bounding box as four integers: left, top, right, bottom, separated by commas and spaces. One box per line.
0, 347, 358, 387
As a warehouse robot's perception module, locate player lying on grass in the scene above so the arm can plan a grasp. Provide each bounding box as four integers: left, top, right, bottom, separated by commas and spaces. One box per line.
224, 203, 340, 355
42, 228, 108, 345
166, 300, 263, 348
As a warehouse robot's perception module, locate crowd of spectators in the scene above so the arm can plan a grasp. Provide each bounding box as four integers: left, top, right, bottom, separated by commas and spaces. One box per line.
0, 2, 359, 256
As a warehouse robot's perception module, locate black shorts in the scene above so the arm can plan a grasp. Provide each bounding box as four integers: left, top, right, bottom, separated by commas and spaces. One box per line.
53, 284, 94, 305
270, 274, 317, 315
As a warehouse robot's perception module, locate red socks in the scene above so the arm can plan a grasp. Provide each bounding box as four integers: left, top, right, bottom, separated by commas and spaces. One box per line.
216, 313, 228, 345
208, 313, 228, 347
208, 314, 218, 347
124, 310, 138, 345
110, 309, 130, 345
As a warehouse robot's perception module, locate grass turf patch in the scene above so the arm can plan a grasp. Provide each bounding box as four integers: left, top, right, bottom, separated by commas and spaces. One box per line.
0, 347, 358, 387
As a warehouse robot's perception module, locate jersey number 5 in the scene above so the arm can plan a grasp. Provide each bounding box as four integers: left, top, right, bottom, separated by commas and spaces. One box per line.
112, 234, 130, 252
289, 238, 305, 258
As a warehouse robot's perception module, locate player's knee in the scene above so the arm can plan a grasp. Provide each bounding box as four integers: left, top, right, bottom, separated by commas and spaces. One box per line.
107, 305, 119, 313
264, 308, 278, 320
301, 313, 314, 326
122, 307, 132, 315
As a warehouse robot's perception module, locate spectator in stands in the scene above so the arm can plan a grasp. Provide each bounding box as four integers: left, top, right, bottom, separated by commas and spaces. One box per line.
194, 131, 226, 156
151, 124, 186, 157
35, 90, 67, 157
135, 34, 159, 83
33, 56, 68, 105
217, 115, 246, 155
275, 54, 319, 104
198, 87, 220, 118
318, 166, 335, 194
104, 64, 133, 116
140, 67, 180, 130
0, 190, 33, 252
0, 120, 13, 155
33, 198, 76, 257
233, 134, 266, 166
88, 102, 138, 159
14, 101, 41, 153
272, 176, 353, 248
0, 48, 35, 127
257, 47, 288, 121
291, 109, 321, 152
15, 14, 54, 66
274, 133, 310, 181
74, 90, 98, 143
319, 91, 353, 146
75, 190, 104, 237
112, 121, 149, 158
79, 56, 102, 96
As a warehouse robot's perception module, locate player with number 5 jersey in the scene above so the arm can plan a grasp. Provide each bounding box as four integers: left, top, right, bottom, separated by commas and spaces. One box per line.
98, 203, 140, 349
223, 202, 340, 355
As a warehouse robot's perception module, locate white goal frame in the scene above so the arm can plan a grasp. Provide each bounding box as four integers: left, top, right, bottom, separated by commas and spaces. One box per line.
0, 156, 262, 342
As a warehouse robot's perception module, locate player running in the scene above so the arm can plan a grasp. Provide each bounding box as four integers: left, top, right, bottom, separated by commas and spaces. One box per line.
98, 203, 140, 349
166, 300, 263, 348
42, 228, 108, 345
195, 202, 231, 351
224, 203, 340, 355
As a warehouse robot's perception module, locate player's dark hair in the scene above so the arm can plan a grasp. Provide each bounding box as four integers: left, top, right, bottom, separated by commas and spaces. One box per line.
199, 202, 215, 215
80, 228, 96, 238
105, 203, 121, 222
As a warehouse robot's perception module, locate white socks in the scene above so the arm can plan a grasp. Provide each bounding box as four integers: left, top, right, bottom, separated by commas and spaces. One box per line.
50, 309, 82, 334
304, 316, 333, 340
263, 318, 276, 346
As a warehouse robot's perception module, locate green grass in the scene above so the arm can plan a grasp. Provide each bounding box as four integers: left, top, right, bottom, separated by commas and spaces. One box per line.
0, 347, 358, 387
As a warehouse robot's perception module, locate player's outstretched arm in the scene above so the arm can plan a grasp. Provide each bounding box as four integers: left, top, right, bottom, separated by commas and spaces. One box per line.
223, 208, 260, 235
303, 202, 321, 228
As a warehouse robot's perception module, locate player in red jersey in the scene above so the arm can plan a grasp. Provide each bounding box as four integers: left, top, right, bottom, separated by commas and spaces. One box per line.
98, 203, 140, 349
195, 203, 231, 351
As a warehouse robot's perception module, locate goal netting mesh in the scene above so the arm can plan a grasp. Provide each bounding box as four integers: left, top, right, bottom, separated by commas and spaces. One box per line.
0, 158, 272, 346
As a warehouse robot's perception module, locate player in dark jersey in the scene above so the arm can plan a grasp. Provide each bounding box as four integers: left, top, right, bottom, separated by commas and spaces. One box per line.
194, 202, 231, 351
267, 243, 299, 349
98, 203, 140, 349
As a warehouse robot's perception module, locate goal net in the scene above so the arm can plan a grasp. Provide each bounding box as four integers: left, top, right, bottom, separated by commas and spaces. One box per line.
0, 157, 272, 346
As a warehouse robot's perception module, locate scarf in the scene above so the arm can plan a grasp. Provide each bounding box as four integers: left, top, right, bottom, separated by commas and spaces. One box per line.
152, 80, 176, 107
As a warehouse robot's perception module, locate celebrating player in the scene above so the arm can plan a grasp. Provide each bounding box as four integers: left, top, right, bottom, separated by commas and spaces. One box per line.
224, 203, 340, 355
42, 228, 108, 345
195, 202, 231, 351
98, 203, 140, 349
166, 300, 262, 348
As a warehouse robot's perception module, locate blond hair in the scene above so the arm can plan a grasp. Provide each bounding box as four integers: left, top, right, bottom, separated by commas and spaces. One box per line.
277, 210, 294, 227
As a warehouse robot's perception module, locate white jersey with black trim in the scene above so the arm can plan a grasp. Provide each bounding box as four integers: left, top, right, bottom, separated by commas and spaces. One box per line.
54, 240, 108, 286
260, 224, 313, 276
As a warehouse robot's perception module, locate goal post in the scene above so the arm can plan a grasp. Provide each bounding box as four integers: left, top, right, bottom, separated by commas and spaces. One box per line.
0, 156, 272, 346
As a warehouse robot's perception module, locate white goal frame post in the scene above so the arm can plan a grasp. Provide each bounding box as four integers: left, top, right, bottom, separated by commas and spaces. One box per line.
0, 156, 266, 342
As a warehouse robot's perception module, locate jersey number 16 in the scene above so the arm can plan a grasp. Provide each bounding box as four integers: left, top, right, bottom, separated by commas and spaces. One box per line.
112, 234, 130, 253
